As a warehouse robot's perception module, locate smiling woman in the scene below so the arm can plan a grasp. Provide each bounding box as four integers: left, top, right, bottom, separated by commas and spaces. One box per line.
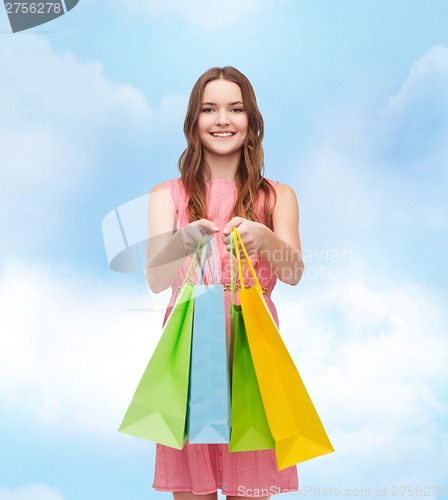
144, 66, 304, 500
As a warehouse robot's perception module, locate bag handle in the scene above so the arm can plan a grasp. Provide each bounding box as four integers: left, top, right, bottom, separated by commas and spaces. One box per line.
232, 228, 263, 295
198, 237, 221, 286
180, 234, 208, 288
229, 230, 237, 305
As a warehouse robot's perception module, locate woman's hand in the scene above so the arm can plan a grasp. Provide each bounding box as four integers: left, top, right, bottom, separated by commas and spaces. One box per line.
222, 217, 267, 257
181, 219, 219, 257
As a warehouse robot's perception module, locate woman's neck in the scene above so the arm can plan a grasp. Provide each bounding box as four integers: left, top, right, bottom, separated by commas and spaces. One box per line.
202, 150, 241, 183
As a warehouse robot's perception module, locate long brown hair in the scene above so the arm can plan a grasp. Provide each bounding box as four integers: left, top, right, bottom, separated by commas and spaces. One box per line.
178, 66, 277, 229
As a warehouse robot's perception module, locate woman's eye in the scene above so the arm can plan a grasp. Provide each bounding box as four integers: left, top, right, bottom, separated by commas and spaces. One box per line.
201, 108, 214, 113
231, 108, 244, 113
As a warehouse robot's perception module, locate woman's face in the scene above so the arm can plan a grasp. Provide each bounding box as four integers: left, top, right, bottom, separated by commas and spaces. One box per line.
197, 79, 248, 160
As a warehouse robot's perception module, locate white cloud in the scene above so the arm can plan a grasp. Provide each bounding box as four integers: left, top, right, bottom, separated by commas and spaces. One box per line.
276, 279, 448, 491
0, 35, 150, 190
0, 484, 64, 500
0, 33, 187, 256
0, 257, 169, 436
114, 0, 287, 31
372, 44, 448, 172
293, 45, 448, 296
382, 45, 448, 125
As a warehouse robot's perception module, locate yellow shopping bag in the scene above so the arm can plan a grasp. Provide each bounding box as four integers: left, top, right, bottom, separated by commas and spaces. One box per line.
233, 228, 335, 470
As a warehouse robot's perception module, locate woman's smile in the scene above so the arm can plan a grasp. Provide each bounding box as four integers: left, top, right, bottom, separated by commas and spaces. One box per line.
210, 130, 236, 139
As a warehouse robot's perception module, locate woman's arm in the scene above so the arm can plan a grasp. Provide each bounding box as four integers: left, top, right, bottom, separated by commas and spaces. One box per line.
144, 183, 220, 293
258, 183, 304, 286
144, 183, 187, 294
222, 182, 304, 286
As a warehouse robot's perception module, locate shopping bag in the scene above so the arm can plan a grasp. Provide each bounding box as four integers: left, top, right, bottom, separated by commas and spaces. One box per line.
187, 239, 231, 443
229, 303, 276, 451
228, 232, 275, 451
233, 228, 335, 469
118, 236, 207, 449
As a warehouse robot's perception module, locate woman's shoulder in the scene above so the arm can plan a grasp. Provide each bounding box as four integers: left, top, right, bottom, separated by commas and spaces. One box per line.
264, 177, 278, 186
149, 177, 181, 193
262, 178, 298, 215
149, 182, 166, 193
148, 178, 182, 210
264, 177, 295, 195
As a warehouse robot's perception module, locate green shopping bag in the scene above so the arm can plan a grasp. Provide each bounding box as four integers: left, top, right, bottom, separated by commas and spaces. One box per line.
228, 231, 275, 452
118, 236, 207, 449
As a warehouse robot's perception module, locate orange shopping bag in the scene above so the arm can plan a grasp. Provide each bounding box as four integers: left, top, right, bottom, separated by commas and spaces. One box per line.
233, 228, 335, 470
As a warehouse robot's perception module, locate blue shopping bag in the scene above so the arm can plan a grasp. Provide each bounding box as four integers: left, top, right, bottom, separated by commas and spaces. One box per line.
187, 239, 231, 443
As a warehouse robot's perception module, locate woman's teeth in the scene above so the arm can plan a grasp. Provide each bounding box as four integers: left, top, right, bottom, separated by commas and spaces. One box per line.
211, 132, 234, 137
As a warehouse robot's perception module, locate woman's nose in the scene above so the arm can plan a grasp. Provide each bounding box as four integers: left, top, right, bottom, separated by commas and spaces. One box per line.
216, 109, 230, 126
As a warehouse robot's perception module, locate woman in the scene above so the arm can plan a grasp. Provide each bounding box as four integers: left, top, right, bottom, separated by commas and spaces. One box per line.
145, 66, 304, 500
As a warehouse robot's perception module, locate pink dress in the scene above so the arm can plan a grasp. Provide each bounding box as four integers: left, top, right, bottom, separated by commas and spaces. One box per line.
152, 177, 299, 496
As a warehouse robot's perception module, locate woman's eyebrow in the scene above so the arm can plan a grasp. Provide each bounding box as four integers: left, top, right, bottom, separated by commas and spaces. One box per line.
201, 101, 244, 105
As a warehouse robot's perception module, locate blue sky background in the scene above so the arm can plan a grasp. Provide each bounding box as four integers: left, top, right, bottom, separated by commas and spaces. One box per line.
1, 1, 447, 499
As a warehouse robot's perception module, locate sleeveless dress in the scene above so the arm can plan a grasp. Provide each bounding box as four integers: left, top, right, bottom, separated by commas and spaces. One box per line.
152, 177, 299, 496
